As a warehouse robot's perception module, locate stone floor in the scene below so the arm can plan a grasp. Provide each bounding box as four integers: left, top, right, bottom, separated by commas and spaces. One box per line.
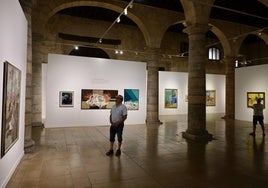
6, 114, 268, 188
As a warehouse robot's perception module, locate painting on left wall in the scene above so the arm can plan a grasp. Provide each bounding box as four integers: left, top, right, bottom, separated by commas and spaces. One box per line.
1, 61, 21, 157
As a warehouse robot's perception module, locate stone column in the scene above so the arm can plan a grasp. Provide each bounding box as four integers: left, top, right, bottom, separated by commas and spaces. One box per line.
222, 56, 235, 119
182, 24, 212, 141
146, 48, 161, 125
19, 0, 35, 152
32, 35, 44, 127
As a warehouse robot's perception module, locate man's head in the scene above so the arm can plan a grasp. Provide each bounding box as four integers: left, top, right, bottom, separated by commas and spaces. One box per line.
257, 98, 262, 103
115, 95, 123, 104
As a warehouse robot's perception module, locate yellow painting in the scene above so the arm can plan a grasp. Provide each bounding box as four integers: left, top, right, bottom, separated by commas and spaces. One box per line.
247, 92, 265, 108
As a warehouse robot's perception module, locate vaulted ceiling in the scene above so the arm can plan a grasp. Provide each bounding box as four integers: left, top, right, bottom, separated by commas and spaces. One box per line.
59, 0, 268, 29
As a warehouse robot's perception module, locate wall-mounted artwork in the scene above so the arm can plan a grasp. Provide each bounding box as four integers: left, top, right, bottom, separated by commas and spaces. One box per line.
124, 89, 139, 110
59, 91, 74, 107
165, 89, 178, 108
206, 90, 216, 106
1, 61, 21, 157
247, 92, 265, 108
81, 89, 118, 109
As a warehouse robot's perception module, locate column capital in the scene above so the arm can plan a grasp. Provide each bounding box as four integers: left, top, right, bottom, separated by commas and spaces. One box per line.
144, 46, 162, 62
183, 23, 210, 35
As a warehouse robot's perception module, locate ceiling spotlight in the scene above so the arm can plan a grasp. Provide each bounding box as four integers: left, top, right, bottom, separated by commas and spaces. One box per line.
115, 50, 119, 54
99, 39, 102, 43
74, 46, 79, 50
124, 8, 127, 15
117, 17, 120, 23
120, 50, 123, 55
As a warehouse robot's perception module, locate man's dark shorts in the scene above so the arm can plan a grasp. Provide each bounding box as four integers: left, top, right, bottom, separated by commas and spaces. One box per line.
110, 124, 124, 142
253, 115, 264, 125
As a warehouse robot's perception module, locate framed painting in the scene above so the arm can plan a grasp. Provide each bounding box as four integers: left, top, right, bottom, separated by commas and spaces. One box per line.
206, 90, 216, 106
165, 89, 178, 108
124, 89, 139, 110
81, 89, 118, 109
1, 61, 21, 157
59, 91, 74, 107
247, 92, 265, 108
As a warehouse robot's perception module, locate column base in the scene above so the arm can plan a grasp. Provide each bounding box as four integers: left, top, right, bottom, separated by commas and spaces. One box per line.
146, 120, 163, 126
24, 139, 35, 153
221, 114, 234, 119
182, 131, 213, 142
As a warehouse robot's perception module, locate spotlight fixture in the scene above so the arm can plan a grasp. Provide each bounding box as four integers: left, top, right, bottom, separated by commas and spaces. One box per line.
74, 46, 79, 50
117, 17, 120, 23
96, 0, 134, 44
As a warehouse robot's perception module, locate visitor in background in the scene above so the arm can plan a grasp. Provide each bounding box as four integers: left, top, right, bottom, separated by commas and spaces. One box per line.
106, 95, 127, 156
249, 98, 265, 137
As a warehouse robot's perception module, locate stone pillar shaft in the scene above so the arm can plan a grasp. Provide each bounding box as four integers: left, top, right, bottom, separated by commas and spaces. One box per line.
146, 48, 161, 125
223, 56, 235, 119
182, 24, 212, 141
19, 0, 35, 152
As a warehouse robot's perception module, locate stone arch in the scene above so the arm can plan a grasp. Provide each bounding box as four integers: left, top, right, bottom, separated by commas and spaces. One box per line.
235, 32, 268, 55
258, 0, 268, 6
209, 24, 232, 56
161, 20, 232, 57
40, 1, 150, 46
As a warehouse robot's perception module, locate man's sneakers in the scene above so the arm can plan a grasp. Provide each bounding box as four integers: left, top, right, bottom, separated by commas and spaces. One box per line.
106, 149, 121, 156
115, 149, 121, 156
106, 150, 113, 156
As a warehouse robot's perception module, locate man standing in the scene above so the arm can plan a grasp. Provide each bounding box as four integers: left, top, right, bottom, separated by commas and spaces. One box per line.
106, 95, 127, 156
249, 98, 265, 137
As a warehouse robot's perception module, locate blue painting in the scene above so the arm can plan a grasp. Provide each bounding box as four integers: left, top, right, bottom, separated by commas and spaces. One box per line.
165, 89, 178, 108
124, 89, 139, 110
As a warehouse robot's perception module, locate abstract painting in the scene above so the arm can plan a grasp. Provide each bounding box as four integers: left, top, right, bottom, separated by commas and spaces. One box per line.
124, 89, 139, 110
247, 92, 265, 108
59, 91, 74, 107
81, 89, 118, 109
1, 61, 21, 157
206, 90, 216, 106
165, 89, 178, 108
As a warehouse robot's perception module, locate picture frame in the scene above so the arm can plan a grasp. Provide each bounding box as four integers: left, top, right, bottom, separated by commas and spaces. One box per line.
206, 90, 216, 106
81, 89, 118, 109
1, 61, 21, 157
165, 89, 178, 108
247, 92, 265, 108
59, 91, 74, 107
124, 89, 139, 110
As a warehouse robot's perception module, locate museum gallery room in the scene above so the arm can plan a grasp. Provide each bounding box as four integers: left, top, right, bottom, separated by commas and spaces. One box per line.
1, 0, 268, 187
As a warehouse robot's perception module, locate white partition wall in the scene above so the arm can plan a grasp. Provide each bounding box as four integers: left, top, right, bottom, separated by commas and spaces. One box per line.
45, 54, 147, 127
0, 0, 27, 187
159, 71, 225, 115
235, 64, 268, 123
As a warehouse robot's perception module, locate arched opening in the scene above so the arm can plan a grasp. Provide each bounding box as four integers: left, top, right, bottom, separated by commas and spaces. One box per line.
238, 34, 268, 67
206, 31, 223, 61
160, 23, 188, 71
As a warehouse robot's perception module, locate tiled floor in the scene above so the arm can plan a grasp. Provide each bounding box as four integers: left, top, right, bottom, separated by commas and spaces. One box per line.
7, 114, 268, 188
